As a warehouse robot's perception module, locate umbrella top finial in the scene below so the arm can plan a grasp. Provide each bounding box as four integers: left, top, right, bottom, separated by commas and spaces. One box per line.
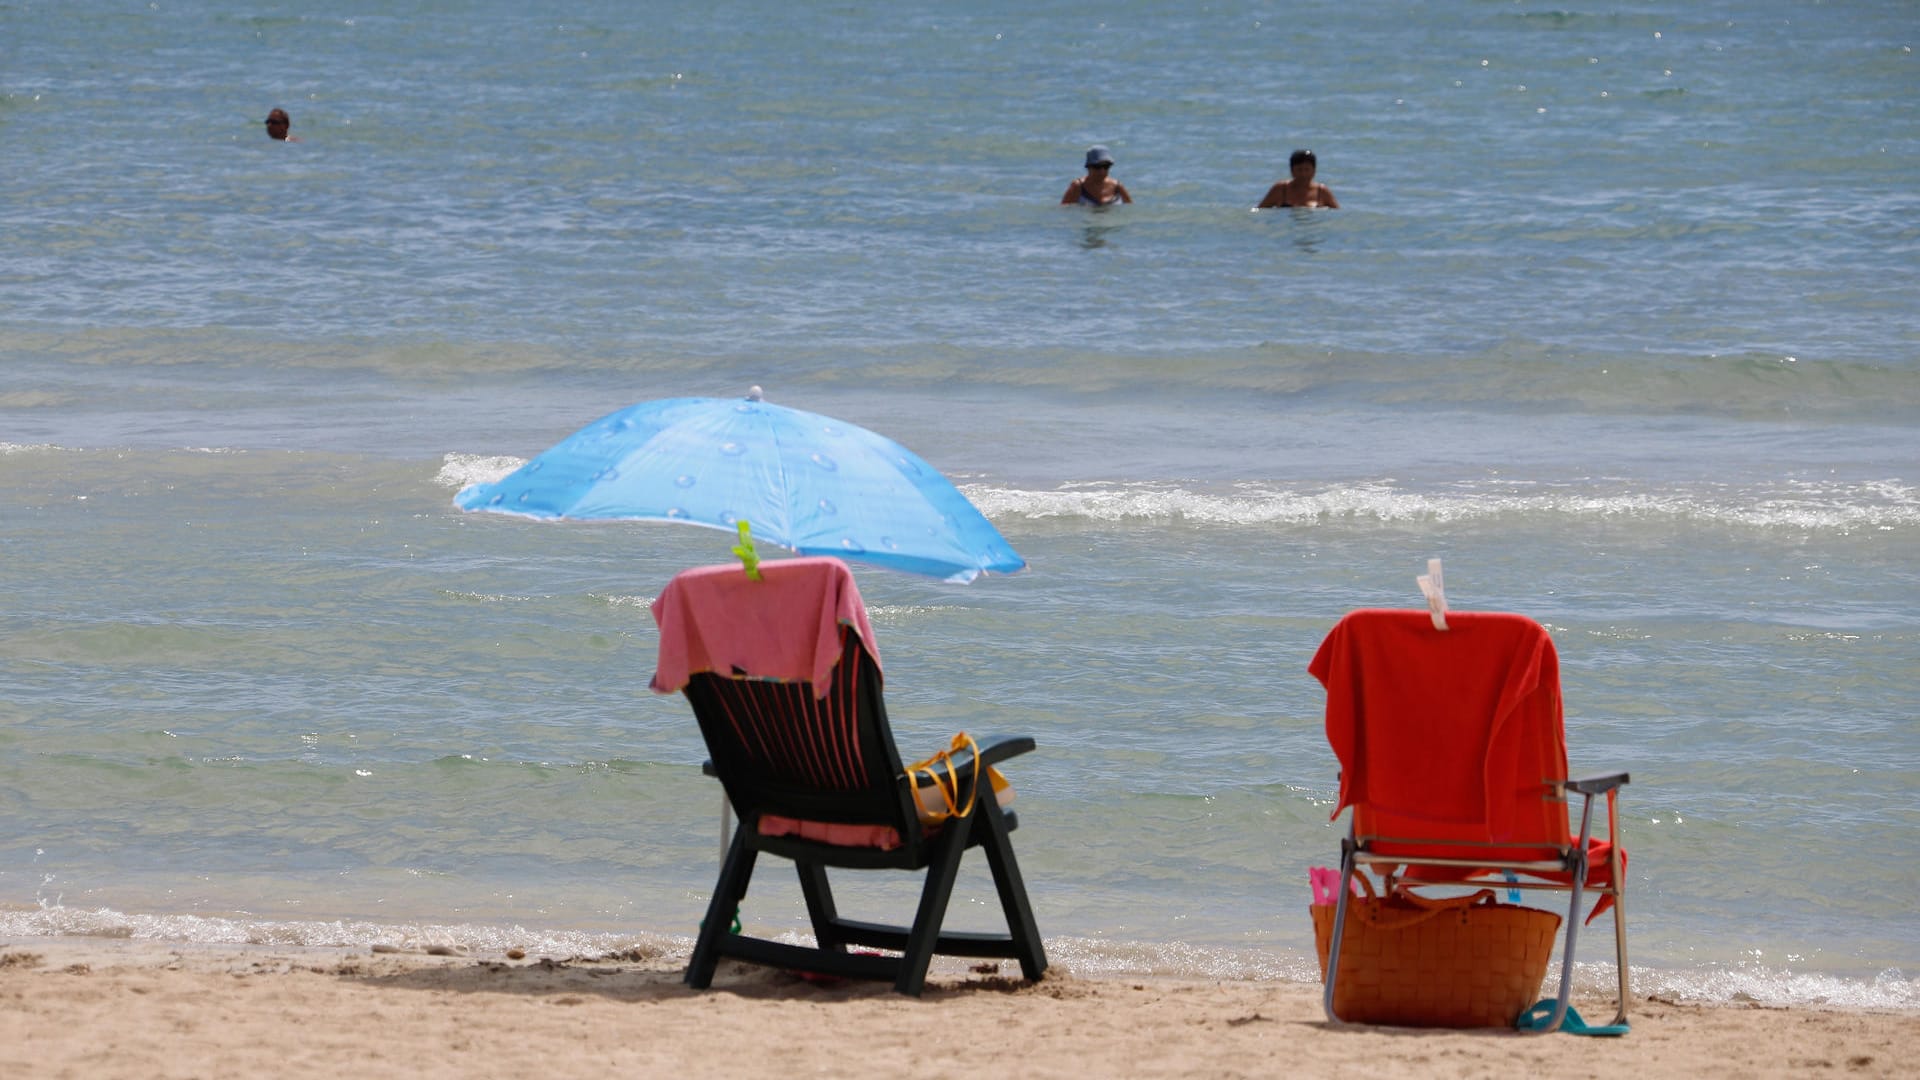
746, 385, 764, 401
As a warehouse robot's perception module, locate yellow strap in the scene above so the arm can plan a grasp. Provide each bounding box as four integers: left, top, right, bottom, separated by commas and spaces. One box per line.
905, 732, 981, 823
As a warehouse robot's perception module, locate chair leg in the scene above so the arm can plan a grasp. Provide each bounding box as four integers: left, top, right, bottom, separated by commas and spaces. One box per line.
894, 816, 972, 996
686, 832, 757, 988
1322, 831, 1358, 1023
977, 797, 1047, 980
1537, 877, 1586, 1034
1528, 793, 1600, 1035
796, 862, 846, 953
1609, 842, 1631, 1027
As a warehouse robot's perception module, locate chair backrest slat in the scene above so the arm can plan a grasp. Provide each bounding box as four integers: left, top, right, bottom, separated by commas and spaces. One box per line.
822, 644, 865, 788
653, 558, 915, 848
687, 627, 917, 844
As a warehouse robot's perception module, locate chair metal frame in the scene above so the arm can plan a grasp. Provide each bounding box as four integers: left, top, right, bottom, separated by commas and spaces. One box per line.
1323, 773, 1631, 1032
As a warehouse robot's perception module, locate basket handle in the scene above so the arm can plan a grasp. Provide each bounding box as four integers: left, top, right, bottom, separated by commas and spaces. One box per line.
1353, 886, 1499, 932
1394, 886, 1498, 912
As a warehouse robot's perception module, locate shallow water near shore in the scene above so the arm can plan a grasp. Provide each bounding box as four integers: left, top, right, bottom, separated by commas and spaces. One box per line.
3, 1, 1916, 1008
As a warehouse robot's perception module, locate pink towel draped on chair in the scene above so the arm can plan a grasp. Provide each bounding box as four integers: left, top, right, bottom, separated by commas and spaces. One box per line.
649, 555, 880, 698
652, 556, 898, 848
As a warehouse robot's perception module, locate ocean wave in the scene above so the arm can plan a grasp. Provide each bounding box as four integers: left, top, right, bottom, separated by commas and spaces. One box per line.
421, 458, 1920, 539
0, 903, 681, 960
437, 455, 1920, 535
967, 479, 1920, 533
12, 324, 1917, 425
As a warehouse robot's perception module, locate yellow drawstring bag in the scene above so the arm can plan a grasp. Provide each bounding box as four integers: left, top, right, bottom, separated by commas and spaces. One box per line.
906, 732, 1013, 825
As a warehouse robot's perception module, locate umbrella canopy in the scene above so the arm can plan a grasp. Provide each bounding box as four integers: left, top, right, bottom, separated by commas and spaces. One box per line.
454, 390, 1025, 583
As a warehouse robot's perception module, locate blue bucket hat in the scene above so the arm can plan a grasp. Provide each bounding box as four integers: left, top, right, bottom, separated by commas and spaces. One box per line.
1084, 145, 1114, 168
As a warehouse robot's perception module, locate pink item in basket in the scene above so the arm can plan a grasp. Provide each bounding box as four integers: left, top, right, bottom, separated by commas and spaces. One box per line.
1309, 866, 1362, 906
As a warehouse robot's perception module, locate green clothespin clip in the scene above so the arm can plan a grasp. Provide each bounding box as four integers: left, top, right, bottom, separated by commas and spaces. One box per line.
698, 904, 743, 936
732, 520, 762, 580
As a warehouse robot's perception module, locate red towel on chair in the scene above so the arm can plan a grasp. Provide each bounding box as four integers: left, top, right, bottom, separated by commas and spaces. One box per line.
649, 556, 879, 698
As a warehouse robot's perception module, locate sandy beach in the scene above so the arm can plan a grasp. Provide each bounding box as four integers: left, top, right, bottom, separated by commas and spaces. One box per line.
2, 938, 1912, 1079
7, 9, 1918, 1080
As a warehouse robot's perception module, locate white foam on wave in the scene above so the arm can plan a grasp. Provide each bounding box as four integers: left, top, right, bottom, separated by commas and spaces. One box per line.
966, 481, 1442, 526
440, 589, 552, 604
1639, 961, 1920, 1011
430, 464, 1917, 534
866, 603, 967, 622
0, 903, 684, 961
8, 904, 1911, 1008
1044, 934, 1319, 982
436, 452, 525, 491
0, 443, 252, 456
963, 479, 1920, 533
595, 593, 654, 609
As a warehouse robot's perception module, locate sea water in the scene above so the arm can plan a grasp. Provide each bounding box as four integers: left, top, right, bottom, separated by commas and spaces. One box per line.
3, 1, 1916, 1008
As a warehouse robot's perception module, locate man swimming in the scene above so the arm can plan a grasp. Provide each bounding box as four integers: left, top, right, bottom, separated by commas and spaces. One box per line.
264, 108, 300, 142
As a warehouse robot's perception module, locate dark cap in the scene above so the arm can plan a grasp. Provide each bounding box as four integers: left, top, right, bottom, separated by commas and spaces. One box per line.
1289, 148, 1316, 166
1084, 145, 1115, 168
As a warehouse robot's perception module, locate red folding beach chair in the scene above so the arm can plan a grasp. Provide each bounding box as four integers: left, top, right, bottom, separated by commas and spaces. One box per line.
651, 556, 1047, 996
1309, 608, 1630, 1032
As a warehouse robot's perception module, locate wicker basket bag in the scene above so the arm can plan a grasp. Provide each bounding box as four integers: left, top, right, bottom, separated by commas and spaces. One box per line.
1311, 874, 1562, 1027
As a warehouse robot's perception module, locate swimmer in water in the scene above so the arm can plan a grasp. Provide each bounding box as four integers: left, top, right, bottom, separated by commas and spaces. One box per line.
264, 108, 300, 142
1257, 149, 1338, 209
1061, 145, 1132, 206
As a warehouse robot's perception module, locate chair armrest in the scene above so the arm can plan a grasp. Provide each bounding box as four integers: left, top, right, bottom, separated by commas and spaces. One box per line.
974, 734, 1036, 767
906, 735, 1035, 787
707, 738, 1033, 785
1566, 772, 1629, 795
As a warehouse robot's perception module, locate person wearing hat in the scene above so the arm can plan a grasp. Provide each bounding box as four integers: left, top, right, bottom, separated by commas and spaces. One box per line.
263, 108, 300, 142
1061, 145, 1132, 206
1257, 149, 1337, 209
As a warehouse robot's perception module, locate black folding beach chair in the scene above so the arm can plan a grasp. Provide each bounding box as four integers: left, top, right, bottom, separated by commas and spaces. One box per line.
652, 557, 1047, 997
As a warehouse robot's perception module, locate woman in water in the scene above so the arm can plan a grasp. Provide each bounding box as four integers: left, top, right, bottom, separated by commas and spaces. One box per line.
1257, 149, 1338, 209
1061, 146, 1132, 206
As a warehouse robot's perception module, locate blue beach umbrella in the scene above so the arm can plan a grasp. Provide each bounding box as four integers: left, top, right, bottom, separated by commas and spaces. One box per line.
454, 388, 1025, 583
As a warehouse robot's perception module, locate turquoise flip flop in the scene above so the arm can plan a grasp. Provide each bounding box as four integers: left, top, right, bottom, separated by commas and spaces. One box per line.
1516, 1000, 1630, 1036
